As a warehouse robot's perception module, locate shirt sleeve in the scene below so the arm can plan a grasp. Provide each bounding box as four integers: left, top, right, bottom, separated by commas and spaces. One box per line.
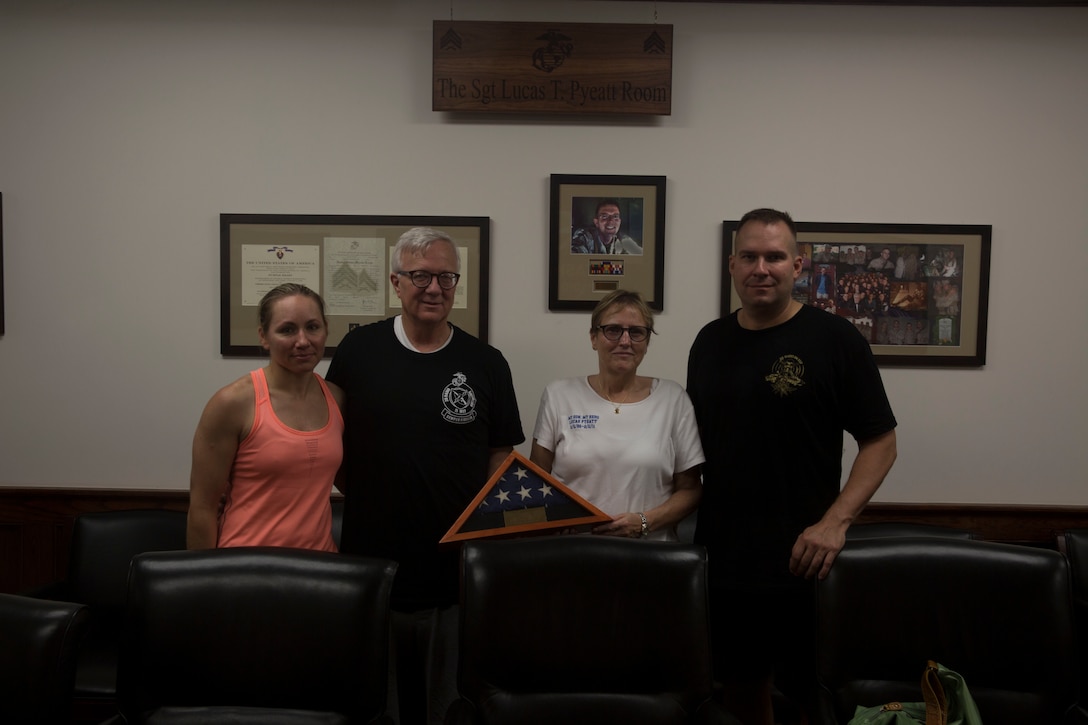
486, 348, 526, 448
531, 383, 557, 450
672, 384, 706, 474
839, 324, 897, 441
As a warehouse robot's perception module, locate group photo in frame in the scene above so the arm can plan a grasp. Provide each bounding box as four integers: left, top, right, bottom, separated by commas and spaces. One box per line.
549, 174, 666, 311
220, 214, 490, 356
722, 221, 992, 367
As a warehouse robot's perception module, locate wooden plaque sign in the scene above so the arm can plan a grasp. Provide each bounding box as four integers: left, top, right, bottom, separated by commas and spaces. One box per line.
433, 20, 673, 115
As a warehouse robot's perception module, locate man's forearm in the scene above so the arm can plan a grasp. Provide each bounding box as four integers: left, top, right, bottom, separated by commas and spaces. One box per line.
826, 428, 898, 527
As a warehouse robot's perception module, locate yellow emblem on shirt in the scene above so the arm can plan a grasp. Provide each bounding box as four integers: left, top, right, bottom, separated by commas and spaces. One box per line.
765, 354, 805, 397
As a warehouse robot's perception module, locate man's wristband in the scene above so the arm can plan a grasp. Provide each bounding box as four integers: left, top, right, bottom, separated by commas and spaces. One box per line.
637, 512, 649, 538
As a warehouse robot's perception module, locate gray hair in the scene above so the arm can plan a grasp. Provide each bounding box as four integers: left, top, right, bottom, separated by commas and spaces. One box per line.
391, 227, 461, 274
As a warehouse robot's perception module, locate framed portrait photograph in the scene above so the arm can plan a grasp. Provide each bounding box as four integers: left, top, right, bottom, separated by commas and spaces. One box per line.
221, 214, 490, 357
722, 221, 992, 367
549, 174, 666, 311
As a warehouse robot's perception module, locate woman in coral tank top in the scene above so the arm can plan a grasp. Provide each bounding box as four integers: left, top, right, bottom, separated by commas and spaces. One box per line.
187, 284, 345, 551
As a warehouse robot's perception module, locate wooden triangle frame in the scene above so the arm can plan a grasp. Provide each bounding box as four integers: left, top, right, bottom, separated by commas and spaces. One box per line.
440, 450, 610, 544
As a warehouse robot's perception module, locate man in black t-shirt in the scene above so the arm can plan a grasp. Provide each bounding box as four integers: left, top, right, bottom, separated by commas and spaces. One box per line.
687, 208, 897, 725
327, 227, 524, 725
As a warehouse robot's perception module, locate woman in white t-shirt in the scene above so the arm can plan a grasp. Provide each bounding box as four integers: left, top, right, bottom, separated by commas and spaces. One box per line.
530, 290, 704, 541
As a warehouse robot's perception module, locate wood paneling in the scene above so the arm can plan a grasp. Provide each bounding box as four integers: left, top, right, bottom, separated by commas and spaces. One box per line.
855, 502, 1088, 546
0, 488, 188, 593
2, 487, 1086, 593
619, 0, 1088, 6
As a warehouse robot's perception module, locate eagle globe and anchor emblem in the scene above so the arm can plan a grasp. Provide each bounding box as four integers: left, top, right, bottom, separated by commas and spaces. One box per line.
532, 29, 573, 73
442, 372, 478, 424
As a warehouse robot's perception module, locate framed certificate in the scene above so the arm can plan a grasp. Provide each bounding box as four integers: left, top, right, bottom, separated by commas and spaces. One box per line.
221, 214, 489, 356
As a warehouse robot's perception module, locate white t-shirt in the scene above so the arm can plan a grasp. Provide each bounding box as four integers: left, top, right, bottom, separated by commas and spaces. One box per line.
532, 377, 705, 541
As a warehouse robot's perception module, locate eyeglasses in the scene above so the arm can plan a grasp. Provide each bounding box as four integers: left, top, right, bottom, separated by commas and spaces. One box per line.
596, 213, 621, 223
595, 324, 650, 342
398, 270, 461, 290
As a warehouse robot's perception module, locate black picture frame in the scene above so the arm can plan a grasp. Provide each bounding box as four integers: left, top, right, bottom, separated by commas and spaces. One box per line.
220, 214, 490, 357
721, 220, 992, 367
549, 174, 666, 311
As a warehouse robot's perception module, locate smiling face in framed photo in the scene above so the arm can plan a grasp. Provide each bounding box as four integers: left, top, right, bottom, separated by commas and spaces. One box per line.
570, 197, 644, 256
550, 175, 666, 311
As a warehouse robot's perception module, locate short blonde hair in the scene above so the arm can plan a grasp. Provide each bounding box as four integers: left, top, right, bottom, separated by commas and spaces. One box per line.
589, 289, 655, 335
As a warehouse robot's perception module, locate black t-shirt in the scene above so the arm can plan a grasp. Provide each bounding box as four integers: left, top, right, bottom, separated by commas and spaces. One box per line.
686, 305, 896, 588
326, 318, 524, 609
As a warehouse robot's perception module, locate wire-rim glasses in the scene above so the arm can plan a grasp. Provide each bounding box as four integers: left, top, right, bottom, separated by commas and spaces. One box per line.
398, 270, 460, 290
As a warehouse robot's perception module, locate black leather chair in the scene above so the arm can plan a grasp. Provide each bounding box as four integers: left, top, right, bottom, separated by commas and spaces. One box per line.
28, 508, 188, 721
1061, 529, 1088, 711
446, 536, 740, 725
0, 592, 89, 724
813, 537, 1084, 725
845, 521, 975, 540
108, 547, 397, 724
332, 497, 345, 548
677, 509, 697, 544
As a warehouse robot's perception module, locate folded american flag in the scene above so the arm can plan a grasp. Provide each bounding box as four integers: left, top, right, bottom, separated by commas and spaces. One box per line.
440, 450, 610, 543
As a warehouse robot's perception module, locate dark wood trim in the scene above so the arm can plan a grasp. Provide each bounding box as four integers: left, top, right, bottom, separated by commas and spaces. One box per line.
855, 502, 1088, 546
2, 487, 1087, 593
630, 1, 1088, 6
0, 489, 190, 593
0, 487, 190, 522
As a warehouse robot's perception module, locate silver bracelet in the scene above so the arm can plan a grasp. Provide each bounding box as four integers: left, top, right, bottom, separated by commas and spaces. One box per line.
637, 512, 649, 538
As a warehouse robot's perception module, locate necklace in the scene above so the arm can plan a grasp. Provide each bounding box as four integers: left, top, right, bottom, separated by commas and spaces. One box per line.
599, 381, 631, 414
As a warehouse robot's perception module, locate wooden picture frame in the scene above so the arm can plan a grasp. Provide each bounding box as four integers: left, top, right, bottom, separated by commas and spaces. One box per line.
549, 174, 666, 311
0, 192, 4, 336
440, 450, 610, 544
722, 221, 992, 367
220, 214, 490, 357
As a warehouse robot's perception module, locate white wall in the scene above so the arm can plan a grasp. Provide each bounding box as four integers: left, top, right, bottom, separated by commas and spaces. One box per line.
1, 0, 1086, 504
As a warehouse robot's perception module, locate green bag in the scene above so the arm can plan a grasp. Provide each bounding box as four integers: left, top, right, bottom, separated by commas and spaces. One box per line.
847, 660, 983, 725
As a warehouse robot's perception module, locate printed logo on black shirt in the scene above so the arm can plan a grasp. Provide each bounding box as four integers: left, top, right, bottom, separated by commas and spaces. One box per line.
765, 355, 805, 397
442, 372, 478, 424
